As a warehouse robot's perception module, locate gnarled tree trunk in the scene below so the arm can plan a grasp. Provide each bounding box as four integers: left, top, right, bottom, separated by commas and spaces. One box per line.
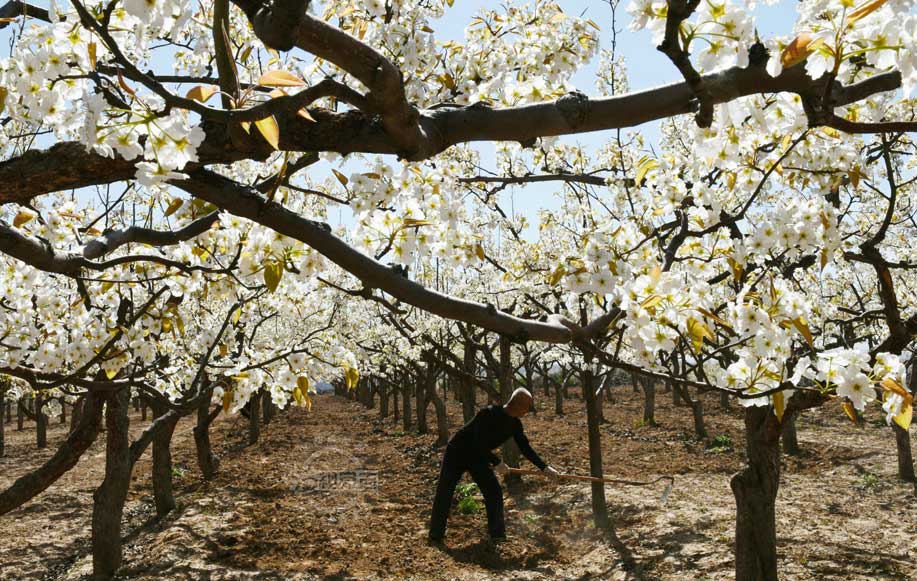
730, 406, 781, 581
91, 388, 132, 579
194, 396, 220, 480
499, 336, 521, 483
248, 391, 261, 445
0, 392, 104, 515
35, 393, 47, 449
582, 355, 609, 528
430, 382, 450, 446
781, 410, 800, 456
149, 399, 180, 517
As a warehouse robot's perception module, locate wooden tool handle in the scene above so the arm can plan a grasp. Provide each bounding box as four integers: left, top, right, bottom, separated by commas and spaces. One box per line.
506, 467, 673, 488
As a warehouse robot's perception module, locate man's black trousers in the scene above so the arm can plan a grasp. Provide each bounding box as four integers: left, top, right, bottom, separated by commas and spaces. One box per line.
428, 443, 504, 539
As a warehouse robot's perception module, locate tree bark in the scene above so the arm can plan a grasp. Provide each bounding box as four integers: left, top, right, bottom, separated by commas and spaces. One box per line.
892, 424, 915, 482
193, 395, 220, 480
401, 380, 411, 431
554, 376, 564, 416
248, 391, 261, 445
642, 377, 656, 426
149, 399, 179, 517
583, 355, 609, 528
430, 382, 450, 447
415, 374, 429, 435
35, 392, 47, 449
91, 388, 132, 579
460, 344, 477, 423
781, 410, 801, 456
0, 385, 6, 458
730, 406, 781, 581
263, 394, 275, 425
379, 381, 389, 419
0, 388, 5, 458
71, 396, 84, 434
499, 336, 521, 484
392, 382, 400, 424
16, 400, 23, 431
0, 392, 104, 515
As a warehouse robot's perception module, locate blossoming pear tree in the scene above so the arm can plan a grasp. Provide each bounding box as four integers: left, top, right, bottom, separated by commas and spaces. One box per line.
0, 0, 915, 579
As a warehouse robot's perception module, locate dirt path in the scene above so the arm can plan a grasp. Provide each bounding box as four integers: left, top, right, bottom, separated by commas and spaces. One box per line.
1, 387, 916, 580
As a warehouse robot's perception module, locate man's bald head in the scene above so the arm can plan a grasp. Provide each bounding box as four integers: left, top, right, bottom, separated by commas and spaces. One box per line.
504, 387, 533, 418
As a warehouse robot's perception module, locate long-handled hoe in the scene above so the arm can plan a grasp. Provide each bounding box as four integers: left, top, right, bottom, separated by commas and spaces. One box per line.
506, 467, 675, 505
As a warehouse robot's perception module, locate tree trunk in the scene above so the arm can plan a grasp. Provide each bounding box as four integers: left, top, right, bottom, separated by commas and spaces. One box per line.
583, 356, 609, 528
430, 382, 449, 446
642, 378, 656, 426
670, 378, 683, 406
35, 393, 47, 449
149, 399, 179, 517
401, 381, 411, 431
0, 389, 5, 458
781, 410, 800, 456
71, 396, 84, 434
392, 383, 400, 424
262, 395, 274, 425
721, 390, 730, 410
499, 337, 521, 483
248, 392, 261, 445
60, 400, 67, 424
140, 399, 147, 421
677, 384, 707, 439
893, 368, 917, 482
460, 344, 477, 423
379, 382, 389, 419
91, 388, 132, 579
194, 397, 220, 480
16, 400, 24, 431
730, 406, 781, 581
892, 424, 915, 482
0, 393, 104, 515
554, 377, 564, 416
415, 374, 429, 435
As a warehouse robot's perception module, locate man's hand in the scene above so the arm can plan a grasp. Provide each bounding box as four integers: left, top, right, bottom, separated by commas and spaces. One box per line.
543, 466, 560, 480
494, 462, 509, 476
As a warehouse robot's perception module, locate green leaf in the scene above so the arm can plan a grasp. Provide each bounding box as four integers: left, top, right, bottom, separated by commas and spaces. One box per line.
263, 259, 283, 292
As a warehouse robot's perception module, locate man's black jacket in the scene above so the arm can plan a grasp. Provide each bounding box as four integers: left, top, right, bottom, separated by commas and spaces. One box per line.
448, 404, 547, 470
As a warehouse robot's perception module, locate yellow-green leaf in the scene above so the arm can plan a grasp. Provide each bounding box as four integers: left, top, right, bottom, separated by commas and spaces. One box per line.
332, 169, 349, 186
222, 390, 233, 413
186, 84, 219, 103
255, 115, 281, 149
344, 366, 360, 390
474, 243, 486, 261
13, 210, 36, 228
790, 317, 814, 349
847, 0, 886, 24
88, 41, 97, 70
163, 198, 183, 217
257, 70, 306, 87
687, 317, 715, 352
263, 259, 283, 292
773, 390, 785, 422
780, 33, 824, 68
634, 157, 659, 186
841, 401, 858, 426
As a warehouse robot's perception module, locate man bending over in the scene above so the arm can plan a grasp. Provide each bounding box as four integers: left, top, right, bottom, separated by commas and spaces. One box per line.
428, 387, 559, 543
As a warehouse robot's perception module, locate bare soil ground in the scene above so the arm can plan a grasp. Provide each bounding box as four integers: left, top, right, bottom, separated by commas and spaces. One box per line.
1, 386, 915, 580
